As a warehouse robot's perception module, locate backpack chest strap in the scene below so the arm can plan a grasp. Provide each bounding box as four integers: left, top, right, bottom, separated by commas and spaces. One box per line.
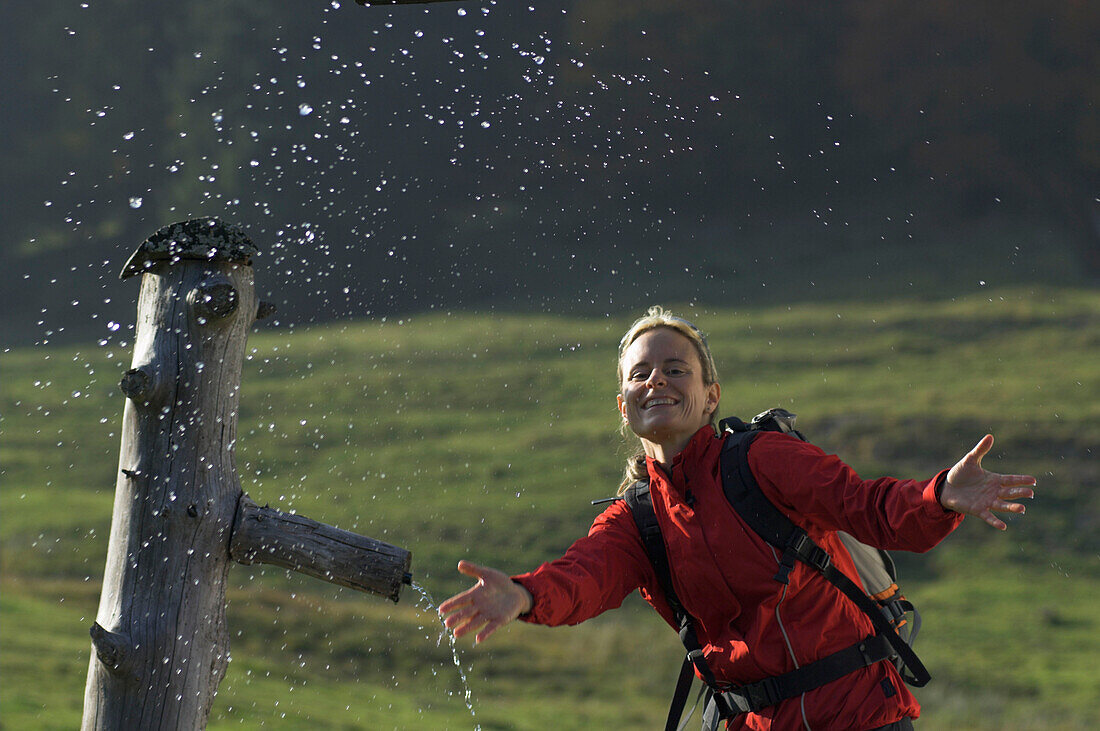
710, 632, 895, 718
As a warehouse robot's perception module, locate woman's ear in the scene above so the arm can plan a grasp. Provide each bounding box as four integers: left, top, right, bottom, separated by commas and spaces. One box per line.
616, 393, 627, 420
705, 382, 721, 416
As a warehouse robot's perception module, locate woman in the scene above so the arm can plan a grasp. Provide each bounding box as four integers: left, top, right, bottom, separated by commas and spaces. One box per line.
439, 307, 1036, 730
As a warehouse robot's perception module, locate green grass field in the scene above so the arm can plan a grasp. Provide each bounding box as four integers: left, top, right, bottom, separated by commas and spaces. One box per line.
3, 288, 1099, 729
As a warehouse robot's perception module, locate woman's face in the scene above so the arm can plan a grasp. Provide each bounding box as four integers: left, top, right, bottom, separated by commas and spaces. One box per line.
617, 327, 720, 456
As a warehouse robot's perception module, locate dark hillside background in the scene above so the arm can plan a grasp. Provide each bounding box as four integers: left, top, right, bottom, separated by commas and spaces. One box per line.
3, 5, 1100, 724
2, 0, 1097, 346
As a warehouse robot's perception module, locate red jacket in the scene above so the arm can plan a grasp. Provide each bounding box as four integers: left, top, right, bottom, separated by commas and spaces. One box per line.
513, 426, 964, 730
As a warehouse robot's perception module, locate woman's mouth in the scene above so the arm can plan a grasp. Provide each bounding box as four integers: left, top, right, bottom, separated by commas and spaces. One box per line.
643, 397, 677, 410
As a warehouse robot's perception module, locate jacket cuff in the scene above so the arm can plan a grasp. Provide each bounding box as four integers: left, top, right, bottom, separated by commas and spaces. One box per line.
924, 469, 960, 519
511, 574, 541, 623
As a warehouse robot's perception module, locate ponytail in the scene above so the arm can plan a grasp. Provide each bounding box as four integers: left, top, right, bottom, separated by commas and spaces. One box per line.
618, 452, 649, 495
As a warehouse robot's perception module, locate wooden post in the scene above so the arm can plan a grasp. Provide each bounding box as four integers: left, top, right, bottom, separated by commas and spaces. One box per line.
82, 218, 412, 731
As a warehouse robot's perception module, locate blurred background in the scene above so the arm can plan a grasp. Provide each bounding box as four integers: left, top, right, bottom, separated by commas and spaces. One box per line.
3, 0, 1097, 346
2, 1, 1098, 728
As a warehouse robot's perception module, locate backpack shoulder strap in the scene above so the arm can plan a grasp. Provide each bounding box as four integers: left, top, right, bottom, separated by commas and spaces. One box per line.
720, 430, 814, 583
718, 425, 931, 687
623, 481, 686, 620
623, 480, 734, 728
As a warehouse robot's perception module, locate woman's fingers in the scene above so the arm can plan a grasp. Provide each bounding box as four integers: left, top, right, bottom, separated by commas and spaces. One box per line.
444, 599, 505, 643
992, 499, 1026, 514
457, 559, 492, 580
976, 475, 1038, 530
989, 477, 1036, 517
442, 604, 478, 629
999, 485, 1036, 501
999, 474, 1037, 490
451, 613, 486, 640
440, 596, 489, 640
980, 510, 1008, 531
438, 561, 494, 615
968, 434, 994, 465
437, 588, 474, 616
475, 618, 506, 645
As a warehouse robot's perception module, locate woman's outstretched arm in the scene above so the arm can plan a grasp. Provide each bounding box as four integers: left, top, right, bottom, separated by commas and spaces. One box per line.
438, 560, 534, 644
748, 429, 1038, 551
439, 499, 653, 642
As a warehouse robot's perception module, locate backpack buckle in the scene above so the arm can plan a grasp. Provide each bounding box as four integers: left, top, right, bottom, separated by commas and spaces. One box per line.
882, 599, 905, 624
805, 545, 831, 572
787, 531, 831, 573
773, 550, 797, 585
748, 676, 781, 711
724, 676, 781, 714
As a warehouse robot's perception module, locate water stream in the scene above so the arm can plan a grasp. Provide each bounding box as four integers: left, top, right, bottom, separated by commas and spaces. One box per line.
409, 581, 480, 729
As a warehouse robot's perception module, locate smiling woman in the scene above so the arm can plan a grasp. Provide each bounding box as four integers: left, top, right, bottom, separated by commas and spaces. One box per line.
438, 306, 1037, 731
615, 307, 721, 491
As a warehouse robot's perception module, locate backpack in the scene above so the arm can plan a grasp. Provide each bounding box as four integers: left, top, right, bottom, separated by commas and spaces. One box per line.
613, 408, 928, 730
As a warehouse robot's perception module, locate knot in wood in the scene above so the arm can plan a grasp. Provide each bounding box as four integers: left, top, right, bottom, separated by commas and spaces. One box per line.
189, 280, 239, 322
119, 368, 153, 402
90, 622, 135, 678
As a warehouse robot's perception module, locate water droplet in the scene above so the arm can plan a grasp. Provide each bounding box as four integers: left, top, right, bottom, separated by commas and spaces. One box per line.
298, 103, 314, 116
129, 197, 143, 209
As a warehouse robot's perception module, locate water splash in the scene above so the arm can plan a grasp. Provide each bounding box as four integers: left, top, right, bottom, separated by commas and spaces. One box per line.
409, 581, 479, 728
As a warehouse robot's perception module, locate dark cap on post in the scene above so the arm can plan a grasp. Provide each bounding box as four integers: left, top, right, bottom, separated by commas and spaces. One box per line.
120, 217, 259, 280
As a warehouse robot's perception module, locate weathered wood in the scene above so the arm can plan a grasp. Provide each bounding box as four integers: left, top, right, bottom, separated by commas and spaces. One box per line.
83, 219, 258, 731
231, 495, 412, 603
82, 218, 412, 731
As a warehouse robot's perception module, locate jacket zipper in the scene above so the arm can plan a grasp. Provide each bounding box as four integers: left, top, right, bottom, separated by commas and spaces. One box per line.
770, 545, 813, 731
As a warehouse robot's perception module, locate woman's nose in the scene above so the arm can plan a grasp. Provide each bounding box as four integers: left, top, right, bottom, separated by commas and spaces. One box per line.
644, 369, 666, 387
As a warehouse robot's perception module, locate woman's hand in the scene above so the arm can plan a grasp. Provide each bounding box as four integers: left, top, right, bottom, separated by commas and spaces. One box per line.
438, 560, 534, 644
940, 434, 1037, 530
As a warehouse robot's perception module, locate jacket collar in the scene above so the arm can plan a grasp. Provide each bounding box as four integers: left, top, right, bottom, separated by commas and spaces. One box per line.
645, 424, 720, 487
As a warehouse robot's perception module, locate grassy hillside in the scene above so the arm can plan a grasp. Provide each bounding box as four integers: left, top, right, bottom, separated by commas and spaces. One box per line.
2, 289, 1099, 729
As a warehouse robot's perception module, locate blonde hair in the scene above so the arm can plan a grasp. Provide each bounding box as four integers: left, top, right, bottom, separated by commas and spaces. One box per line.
616, 306, 720, 493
